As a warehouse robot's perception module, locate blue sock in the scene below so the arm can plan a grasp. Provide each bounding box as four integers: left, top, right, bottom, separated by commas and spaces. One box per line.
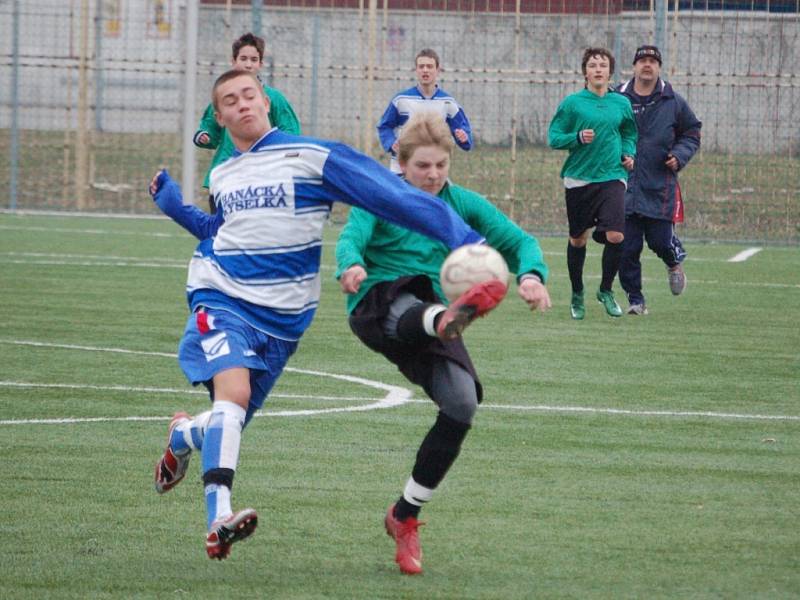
169, 411, 211, 456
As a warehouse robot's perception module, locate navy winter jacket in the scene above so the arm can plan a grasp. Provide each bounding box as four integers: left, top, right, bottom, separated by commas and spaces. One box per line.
617, 78, 702, 221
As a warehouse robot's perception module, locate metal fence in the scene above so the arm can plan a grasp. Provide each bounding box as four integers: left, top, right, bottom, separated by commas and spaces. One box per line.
1, 0, 798, 242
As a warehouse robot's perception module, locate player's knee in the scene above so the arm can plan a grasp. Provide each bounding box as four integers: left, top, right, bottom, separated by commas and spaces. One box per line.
212, 373, 251, 409
441, 396, 478, 425
569, 236, 588, 248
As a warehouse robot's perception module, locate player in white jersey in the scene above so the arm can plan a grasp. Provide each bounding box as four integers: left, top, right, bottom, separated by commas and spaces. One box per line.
150, 70, 491, 560
377, 48, 473, 173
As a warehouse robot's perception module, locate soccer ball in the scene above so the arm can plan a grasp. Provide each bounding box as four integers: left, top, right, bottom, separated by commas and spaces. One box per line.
440, 244, 510, 302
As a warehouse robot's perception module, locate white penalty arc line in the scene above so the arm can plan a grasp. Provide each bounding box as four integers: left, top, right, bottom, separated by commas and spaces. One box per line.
728, 247, 763, 262
4, 340, 799, 424
0, 340, 412, 424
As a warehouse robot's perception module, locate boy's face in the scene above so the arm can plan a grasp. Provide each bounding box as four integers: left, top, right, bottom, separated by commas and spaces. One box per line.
400, 144, 450, 196
584, 54, 611, 88
232, 44, 263, 73
415, 57, 439, 87
214, 74, 271, 146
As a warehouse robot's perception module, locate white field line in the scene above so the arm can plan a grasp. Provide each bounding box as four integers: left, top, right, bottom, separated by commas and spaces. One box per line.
404, 399, 799, 421
0, 252, 335, 270
0, 254, 790, 284
0, 223, 338, 245
728, 247, 763, 262
0, 340, 412, 423
2, 339, 798, 425
0, 224, 180, 238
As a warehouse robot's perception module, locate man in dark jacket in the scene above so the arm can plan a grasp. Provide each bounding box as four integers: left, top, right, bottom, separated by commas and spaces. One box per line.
616, 45, 702, 315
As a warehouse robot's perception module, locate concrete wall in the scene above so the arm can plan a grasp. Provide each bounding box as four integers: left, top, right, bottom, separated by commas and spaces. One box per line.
1, 1, 798, 154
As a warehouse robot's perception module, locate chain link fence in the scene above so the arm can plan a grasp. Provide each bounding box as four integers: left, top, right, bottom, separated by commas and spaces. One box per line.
1, 0, 798, 242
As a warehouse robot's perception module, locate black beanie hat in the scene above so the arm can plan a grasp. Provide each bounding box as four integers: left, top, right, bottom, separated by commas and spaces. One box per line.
633, 45, 662, 65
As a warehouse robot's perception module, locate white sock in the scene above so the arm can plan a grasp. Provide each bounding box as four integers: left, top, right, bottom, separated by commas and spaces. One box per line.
403, 477, 434, 507
422, 305, 447, 337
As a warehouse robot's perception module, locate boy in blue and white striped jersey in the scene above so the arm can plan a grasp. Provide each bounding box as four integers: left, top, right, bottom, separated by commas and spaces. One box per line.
150, 70, 486, 561
377, 48, 472, 173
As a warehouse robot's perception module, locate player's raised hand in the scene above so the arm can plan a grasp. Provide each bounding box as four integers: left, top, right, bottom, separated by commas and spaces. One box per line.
197, 132, 211, 145
454, 128, 468, 143
340, 265, 367, 294
518, 278, 552, 313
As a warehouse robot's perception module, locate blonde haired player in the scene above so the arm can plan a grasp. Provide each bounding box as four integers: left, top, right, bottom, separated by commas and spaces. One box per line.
151, 70, 486, 561
336, 112, 551, 575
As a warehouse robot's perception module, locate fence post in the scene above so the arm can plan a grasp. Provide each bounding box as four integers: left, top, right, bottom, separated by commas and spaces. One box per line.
655, 0, 667, 71
181, 0, 199, 205
9, 0, 20, 210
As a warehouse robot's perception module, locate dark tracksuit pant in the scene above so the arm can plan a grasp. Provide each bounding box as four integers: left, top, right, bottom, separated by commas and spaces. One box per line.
619, 213, 687, 305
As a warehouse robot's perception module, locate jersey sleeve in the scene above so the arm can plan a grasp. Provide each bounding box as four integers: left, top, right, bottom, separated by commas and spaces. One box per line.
151, 171, 223, 240
447, 106, 473, 151
334, 207, 378, 279
548, 98, 580, 150
454, 187, 548, 283
376, 100, 400, 153
194, 103, 222, 149
321, 143, 483, 249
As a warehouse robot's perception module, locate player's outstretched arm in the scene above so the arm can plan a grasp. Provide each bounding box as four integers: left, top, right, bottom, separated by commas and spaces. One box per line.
149, 169, 221, 240
323, 144, 483, 250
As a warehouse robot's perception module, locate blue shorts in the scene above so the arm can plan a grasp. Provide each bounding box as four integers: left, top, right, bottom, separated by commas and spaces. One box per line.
178, 307, 298, 419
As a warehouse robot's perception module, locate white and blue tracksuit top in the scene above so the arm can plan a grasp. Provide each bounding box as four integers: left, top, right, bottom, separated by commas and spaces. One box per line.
376, 85, 473, 154
153, 128, 482, 342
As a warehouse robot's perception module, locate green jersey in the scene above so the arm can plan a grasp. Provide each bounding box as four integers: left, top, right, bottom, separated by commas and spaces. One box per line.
548, 88, 637, 183
195, 85, 302, 188
335, 181, 549, 314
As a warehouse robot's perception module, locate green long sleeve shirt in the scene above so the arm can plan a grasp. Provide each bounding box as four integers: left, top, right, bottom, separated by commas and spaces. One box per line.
548, 88, 637, 183
335, 181, 549, 314
195, 85, 302, 188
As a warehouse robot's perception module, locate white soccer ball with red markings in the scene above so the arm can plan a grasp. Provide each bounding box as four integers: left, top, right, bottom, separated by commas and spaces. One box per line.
440, 244, 510, 302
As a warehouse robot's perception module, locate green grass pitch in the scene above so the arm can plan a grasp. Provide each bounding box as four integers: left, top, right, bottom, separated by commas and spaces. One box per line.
0, 212, 798, 599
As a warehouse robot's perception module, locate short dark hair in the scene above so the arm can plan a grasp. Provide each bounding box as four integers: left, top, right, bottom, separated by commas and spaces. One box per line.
581, 47, 615, 77
212, 70, 263, 111
232, 32, 265, 62
415, 48, 440, 68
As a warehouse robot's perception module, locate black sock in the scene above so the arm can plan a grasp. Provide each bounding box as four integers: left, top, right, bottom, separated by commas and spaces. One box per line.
567, 243, 586, 294
396, 301, 438, 345
393, 496, 421, 521
601, 242, 623, 292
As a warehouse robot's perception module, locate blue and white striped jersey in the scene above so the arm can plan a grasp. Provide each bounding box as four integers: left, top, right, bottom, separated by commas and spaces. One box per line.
152, 128, 483, 342
376, 85, 473, 172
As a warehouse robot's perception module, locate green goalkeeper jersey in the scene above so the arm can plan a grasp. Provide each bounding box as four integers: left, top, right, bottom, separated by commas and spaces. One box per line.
548, 88, 637, 183
335, 181, 549, 314
195, 85, 301, 188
